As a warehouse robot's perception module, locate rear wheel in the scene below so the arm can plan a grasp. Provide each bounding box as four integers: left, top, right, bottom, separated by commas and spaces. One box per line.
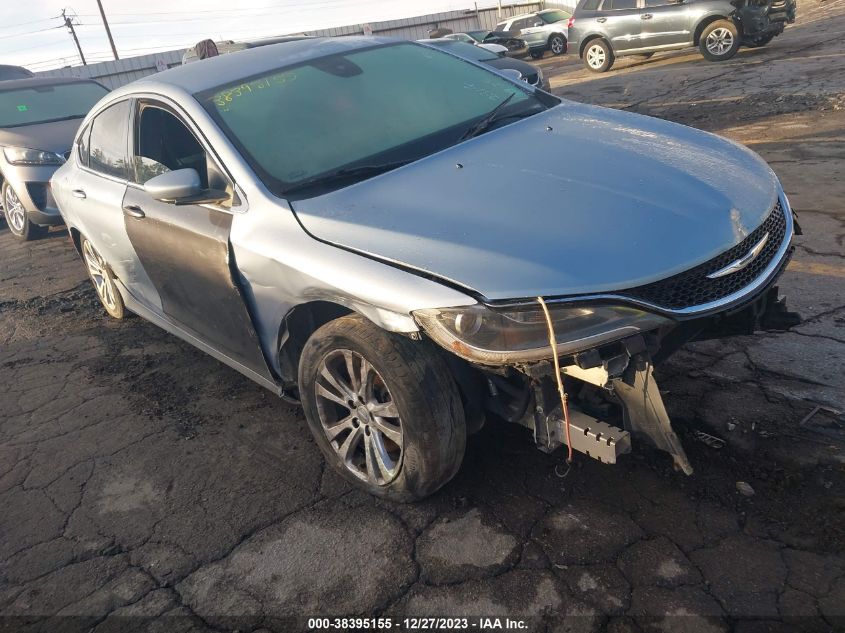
299, 314, 466, 501
81, 236, 125, 319
2, 182, 47, 241
583, 39, 614, 72
699, 20, 740, 61
549, 34, 567, 55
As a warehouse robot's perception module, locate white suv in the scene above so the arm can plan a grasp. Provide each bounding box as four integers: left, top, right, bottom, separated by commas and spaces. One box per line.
496, 8, 572, 58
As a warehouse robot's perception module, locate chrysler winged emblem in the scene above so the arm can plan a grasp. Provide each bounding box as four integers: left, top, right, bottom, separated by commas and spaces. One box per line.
706, 233, 770, 279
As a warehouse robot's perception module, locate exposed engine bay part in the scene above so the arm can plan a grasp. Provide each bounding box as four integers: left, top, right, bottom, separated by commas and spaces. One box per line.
613, 360, 694, 475
733, 0, 796, 43
505, 334, 693, 473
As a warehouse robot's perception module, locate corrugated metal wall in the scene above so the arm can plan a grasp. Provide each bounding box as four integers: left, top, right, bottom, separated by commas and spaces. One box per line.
35, 2, 545, 89
35, 49, 186, 90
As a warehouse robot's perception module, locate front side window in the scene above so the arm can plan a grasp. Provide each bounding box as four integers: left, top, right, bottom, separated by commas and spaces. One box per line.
132, 102, 232, 201
605, 0, 638, 9
0, 81, 108, 128
200, 42, 553, 196
582, 0, 602, 9
88, 100, 130, 179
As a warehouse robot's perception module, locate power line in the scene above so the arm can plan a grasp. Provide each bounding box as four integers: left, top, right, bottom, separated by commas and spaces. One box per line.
0, 24, 64, 40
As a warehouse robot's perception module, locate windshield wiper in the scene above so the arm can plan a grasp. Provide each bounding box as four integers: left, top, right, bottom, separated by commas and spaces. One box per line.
458, 92, 516, 142
284, 159, 414, 194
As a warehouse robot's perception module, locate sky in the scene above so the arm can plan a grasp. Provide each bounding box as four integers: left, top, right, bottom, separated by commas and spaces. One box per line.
1, 0, 508, 71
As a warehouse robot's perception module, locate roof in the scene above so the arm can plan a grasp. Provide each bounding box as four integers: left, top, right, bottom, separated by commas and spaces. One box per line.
133, 36, 400, 95
0, 76, 105, 92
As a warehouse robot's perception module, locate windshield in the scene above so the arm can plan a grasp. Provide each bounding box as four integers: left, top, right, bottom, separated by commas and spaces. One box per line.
200, 42, 552, 196
0, 82, 108, 128
540, 9, 572, 23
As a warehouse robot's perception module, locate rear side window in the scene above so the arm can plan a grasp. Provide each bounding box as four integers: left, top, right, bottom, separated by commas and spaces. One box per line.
88, 100, 130, 179
604, 0, 638, 8
581, 0, 602, 10
495, 21, 508, 30
76, 124, 90, 167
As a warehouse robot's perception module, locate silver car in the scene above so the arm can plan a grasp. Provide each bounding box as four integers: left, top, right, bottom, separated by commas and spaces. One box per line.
52, 37, 797, 500
496, 9, 573, 58
1, 77, 109, 239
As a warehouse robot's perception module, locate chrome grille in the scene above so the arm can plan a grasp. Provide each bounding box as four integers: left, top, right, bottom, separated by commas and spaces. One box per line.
621, 201, 789, 310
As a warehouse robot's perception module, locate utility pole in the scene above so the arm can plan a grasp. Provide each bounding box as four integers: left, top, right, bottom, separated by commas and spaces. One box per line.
61, 9, 86, 66
96, 0, 119, 60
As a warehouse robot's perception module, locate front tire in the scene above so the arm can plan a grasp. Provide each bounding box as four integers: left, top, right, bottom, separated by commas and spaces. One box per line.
81, 236, 125, 319
2, 182, 47, 241
699, 20, 740, 61
299, 314, 466, 502
549, 34, 566, 56
583, 39, 614, 72
530, 50, 544, 59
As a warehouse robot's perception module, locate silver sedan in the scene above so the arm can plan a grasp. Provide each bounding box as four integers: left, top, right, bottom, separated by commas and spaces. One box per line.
51, 37, 797, 500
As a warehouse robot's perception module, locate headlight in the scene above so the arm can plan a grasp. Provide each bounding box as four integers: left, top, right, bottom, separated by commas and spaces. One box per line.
3, 146, 65, 166
413, 302, 671, 364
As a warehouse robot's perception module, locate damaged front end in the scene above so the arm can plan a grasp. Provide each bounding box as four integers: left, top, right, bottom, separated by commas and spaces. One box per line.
413, 200, 800, 474
732, 0, 796, 45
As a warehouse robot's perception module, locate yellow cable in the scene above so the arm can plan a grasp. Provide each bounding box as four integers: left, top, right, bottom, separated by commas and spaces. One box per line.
537, 296, 574, 464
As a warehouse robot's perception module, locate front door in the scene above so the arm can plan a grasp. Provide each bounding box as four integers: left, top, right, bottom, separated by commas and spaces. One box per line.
639, 0, 692, 48
122, 100, 272, 379
598, 0, 648, 52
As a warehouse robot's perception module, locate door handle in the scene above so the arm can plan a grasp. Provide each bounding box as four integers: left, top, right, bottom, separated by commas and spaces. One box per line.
122, 205, 145, 219
641, 13, 653, 18
596, 16, 607, 22
72, 189, 86, 199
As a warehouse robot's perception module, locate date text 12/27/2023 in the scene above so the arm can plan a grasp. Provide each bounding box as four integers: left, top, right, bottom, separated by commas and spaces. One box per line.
307, 617, 530, 630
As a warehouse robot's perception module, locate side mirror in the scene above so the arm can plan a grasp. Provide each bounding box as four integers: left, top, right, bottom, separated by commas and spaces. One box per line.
144, 168, 229, 206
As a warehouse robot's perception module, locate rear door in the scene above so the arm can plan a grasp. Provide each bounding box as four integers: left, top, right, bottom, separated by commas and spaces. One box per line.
640, 0, 693, 47
70, 99, 161, 306
597, 0, 646, 52
122, 98, 272, 379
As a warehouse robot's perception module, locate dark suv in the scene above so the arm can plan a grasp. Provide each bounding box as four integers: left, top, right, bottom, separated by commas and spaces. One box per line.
569, 0, 796, 72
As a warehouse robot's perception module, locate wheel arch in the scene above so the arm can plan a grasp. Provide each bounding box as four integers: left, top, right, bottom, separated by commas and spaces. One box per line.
276, 300, 355, 386
69, 226, 83, 255
548, 31, 567, 44
694, 14, 732, 45
579, 34, 610, 58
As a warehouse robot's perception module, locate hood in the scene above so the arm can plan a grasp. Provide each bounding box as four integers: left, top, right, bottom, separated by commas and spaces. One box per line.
0, 117, 83, 155
291, 101, 779, 302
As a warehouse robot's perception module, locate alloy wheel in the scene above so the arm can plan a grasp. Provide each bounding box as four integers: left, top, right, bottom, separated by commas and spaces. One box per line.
551, 36, 565, 54
314, 349, 403, 486
586, 44, 606, 69
3, 186, 26, 234
83, 240, 119, 312
705, 28, 734, 55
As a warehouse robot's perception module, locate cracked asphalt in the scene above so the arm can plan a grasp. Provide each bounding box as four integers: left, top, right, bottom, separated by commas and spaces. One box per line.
1, 2, 844, 631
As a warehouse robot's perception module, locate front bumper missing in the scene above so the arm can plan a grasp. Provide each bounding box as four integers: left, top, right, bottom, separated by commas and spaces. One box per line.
523, 347, 691, 473
515, 285, 799, 473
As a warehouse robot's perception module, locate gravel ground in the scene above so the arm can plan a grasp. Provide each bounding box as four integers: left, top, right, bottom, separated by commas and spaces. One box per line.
1, 2, 844, 631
